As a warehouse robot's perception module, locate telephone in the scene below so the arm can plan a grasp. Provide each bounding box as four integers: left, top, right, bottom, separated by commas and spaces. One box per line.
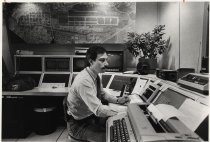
118, 84, 127, 97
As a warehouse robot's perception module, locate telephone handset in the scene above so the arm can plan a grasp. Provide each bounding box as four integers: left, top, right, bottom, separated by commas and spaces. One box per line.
117, 84, 127, 98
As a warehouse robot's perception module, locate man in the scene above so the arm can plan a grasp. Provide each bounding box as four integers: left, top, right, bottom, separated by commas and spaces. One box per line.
67, 46, 129, 142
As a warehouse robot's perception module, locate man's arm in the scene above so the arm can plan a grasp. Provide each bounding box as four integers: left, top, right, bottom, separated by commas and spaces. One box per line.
100, 88, 118, 103
101, 88, 130, 105
78, 80, 118, 117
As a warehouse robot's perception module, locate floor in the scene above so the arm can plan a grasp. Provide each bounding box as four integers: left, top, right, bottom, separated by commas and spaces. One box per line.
2, 126, 68, 142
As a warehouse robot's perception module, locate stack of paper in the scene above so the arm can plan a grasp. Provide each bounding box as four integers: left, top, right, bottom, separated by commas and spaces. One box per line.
148, 100, 209, 132
178, 99, 209, 131
148, 104, 185, 122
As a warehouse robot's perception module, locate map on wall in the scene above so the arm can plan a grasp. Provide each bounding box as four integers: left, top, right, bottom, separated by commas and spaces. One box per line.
8, 3, 136, 44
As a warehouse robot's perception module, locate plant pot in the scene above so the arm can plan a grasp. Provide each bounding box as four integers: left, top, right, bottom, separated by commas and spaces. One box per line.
137, 58, 157, 75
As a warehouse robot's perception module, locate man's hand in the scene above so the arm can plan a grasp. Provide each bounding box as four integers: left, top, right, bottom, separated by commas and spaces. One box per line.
116, 96, 130, 105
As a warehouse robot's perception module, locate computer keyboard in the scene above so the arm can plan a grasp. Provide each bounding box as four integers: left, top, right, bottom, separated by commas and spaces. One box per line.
110, 118, 130, 142
41, 83, 65, 88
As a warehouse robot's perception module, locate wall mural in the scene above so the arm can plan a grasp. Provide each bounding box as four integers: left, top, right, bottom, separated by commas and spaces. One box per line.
8, 3, 136, 44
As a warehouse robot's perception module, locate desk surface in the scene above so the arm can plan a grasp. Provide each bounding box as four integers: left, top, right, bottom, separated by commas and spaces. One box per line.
2, 87, 69, 96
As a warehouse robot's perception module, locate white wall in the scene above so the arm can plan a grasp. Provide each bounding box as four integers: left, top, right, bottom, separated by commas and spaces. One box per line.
136, 2, 158, 34
157, 2, 206, 72
158, 2, 180, 70
180, 2, 204, 72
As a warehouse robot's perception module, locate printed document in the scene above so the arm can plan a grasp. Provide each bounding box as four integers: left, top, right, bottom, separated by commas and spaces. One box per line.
178, 98, 209, 131
148, 104, 185, 121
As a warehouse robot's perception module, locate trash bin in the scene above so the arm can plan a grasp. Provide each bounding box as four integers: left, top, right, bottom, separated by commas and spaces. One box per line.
33, 107, 57, 135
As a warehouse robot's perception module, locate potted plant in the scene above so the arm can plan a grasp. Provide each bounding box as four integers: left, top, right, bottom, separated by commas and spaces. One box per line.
125, 25, 170, 75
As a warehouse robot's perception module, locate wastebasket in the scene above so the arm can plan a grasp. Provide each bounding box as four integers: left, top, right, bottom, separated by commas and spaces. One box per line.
33, 107, 57, 135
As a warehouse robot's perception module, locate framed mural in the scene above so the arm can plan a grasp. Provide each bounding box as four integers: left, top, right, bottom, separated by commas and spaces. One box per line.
8, 2, 136, 44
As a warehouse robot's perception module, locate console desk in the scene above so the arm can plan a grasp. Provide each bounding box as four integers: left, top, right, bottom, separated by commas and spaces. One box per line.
2, 87, 69, 97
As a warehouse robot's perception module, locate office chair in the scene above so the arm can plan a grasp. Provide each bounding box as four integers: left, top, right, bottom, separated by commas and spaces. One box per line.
63, 96, 89, 142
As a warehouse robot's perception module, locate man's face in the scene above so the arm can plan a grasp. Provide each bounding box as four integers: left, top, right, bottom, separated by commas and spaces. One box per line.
90, 53, 109, 73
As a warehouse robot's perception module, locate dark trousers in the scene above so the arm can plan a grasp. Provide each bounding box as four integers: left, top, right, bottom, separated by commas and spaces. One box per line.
67, 115, 107, 142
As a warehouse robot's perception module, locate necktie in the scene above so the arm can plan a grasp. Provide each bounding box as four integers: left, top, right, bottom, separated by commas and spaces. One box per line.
96, 75, 108, 105
96, 75, 101, 100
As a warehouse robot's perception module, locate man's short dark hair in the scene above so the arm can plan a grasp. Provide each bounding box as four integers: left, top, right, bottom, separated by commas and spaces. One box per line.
86, 46, 107, 62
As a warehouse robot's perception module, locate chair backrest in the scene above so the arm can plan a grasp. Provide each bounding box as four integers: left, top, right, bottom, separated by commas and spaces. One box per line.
63, 96, 70, 122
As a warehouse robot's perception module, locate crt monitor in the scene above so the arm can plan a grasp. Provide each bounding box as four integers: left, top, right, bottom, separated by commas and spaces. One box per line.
16, 57, 42, 71
106, 51, 123, 72
109, 75, 137, 91
45, 58, 70, 71
101, 74, 112, 88
73, 57, 88, 72
153, 88, 186, 109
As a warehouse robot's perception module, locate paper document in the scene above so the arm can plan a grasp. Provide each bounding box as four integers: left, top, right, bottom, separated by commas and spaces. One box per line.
131, 78, 148, 95
178, 98, 209, 131
148, 104, 185, 121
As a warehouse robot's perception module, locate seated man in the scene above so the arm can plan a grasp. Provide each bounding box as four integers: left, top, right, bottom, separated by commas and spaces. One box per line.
67, 46, 129, 142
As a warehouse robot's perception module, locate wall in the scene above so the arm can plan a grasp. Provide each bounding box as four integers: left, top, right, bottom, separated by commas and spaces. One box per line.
158, 2, 179, 70
158, 2, 206, 72
180, 2, 204, 72
136, 2, 158, 33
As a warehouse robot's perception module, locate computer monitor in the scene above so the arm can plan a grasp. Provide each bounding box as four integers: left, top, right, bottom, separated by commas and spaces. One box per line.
45, 58, 70, 71
108, 75, 137, 91
106, 51, 123, 72
101, 74, 112, 88
42, 74, 70, 87
153, 88, 186, 109
73, 57, 88, 72
16, 57, 42, 71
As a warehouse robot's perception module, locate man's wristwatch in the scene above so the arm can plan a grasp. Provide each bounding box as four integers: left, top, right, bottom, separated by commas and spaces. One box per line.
116, 98, 119, 104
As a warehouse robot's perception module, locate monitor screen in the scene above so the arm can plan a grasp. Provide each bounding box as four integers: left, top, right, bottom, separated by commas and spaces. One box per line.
109, 75, 137, 91
101, 74, 112, 88
42, 74, 70, 87
153, 88, 186, 109
73, 57, 88, 72
16, 57, 42, 71
106, 51, 123, 72
45, 58, 70, 71
142, 88, 154, 100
